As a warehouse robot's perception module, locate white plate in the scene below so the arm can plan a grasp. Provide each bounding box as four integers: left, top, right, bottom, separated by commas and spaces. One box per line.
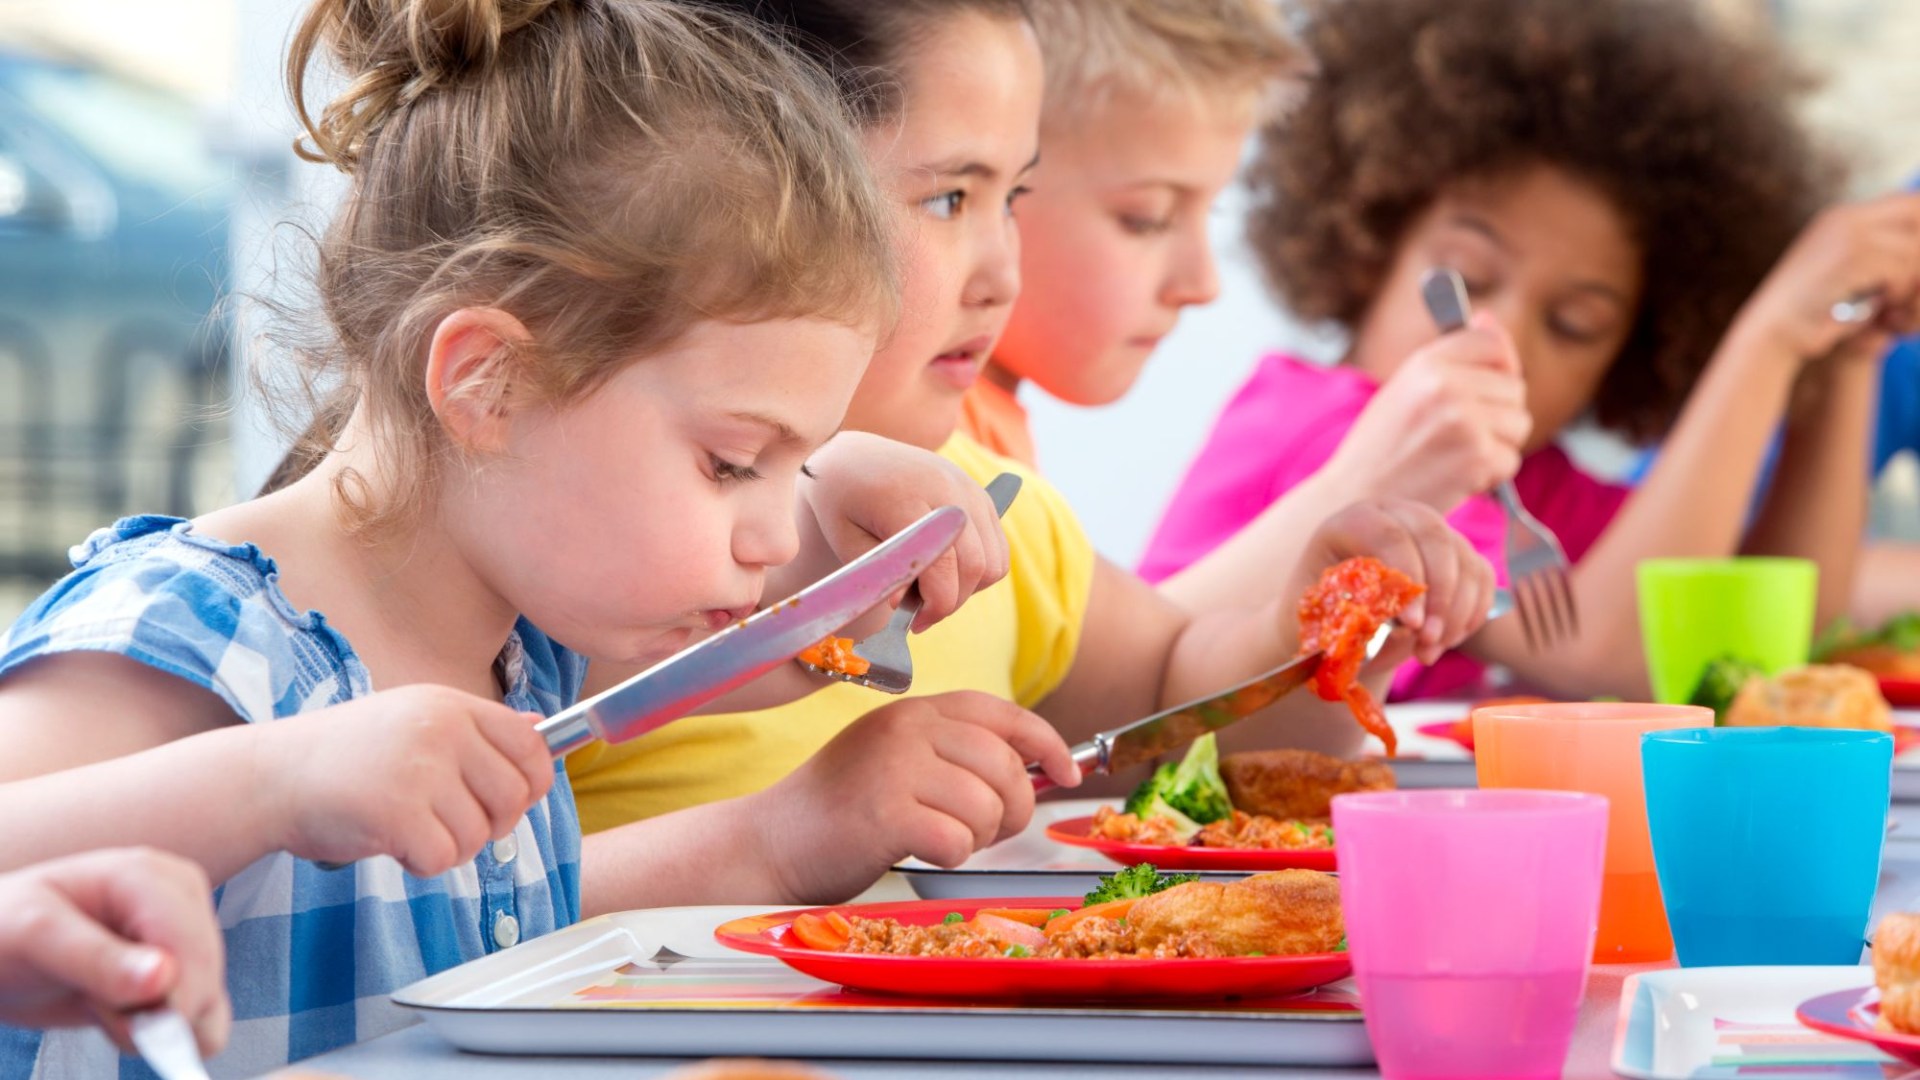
391, 904, 1374, 1066
1611, 965, 1892, 1078
894, 797, 1257, 898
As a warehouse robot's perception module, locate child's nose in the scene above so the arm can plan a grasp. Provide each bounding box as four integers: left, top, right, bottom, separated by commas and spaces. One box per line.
1166, 235, 1222, 308
964, 217, 1020, 309
735, 499, 801, 570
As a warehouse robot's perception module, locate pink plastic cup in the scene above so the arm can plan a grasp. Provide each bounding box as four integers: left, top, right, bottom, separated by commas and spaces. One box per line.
1332, 789, 1609, 1080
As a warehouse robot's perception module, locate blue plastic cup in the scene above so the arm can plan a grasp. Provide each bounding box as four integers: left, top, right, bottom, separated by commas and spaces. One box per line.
1641, 727, 1891, 967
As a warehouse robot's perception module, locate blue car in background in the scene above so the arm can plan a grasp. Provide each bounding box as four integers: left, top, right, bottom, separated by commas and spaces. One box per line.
0, 45, 233, 584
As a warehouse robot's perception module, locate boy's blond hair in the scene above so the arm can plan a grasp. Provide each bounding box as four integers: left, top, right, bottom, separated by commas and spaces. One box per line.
1023, 0, 1304, 124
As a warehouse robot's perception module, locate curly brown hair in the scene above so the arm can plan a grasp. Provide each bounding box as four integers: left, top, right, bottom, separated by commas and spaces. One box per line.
1249, 0, 1838, 442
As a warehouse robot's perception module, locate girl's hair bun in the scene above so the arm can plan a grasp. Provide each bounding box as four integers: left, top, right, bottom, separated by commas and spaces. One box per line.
289, 0, 559, 170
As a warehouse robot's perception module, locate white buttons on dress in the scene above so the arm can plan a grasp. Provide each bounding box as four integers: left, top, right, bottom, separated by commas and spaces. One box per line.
491, 834, 518, 865
493, 911, 520, 949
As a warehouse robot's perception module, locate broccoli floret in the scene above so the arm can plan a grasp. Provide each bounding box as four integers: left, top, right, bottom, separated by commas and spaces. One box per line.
1122, 734, 1233, 827
1687, 655, 1766, 720
1084, 863, 1199, 905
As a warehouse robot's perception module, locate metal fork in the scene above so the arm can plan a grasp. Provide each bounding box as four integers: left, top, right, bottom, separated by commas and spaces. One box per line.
1418, 266, 1580, 652
800, 472, 1022, 693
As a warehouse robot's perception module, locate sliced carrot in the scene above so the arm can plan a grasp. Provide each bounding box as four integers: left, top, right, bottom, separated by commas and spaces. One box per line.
824, 910, 852, 938
790, 911, 850, 950
1044, 897, 1139, 933
977, 907, 1056, 928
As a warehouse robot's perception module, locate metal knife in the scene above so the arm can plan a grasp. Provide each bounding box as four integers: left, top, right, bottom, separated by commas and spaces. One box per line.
1028, 624, 1392, 789
537, 504, 967, 757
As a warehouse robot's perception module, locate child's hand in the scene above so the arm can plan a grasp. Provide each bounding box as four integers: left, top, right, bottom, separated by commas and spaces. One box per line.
0, 848, 229, 1057
789, 432, 1011, 633
753, 692, 1080, 902
1293, 498, 1497, 667
1736, 192, 1920, 367
257, 685, 554, 877
1326, 311, 1532, 511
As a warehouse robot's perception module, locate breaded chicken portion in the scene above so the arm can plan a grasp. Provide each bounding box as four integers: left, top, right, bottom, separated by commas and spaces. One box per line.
1221, 749, 1394, 821
1131, 870, 1344, 956
1875, 911, 1920, 1034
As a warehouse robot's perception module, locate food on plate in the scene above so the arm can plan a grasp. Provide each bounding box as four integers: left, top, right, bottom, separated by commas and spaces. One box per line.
1816, 613, 1920, 679
1193, 811, 1335, 851
1298, 557, 1424, 755
1873, 911, 1920, 1034
1082, 862, 1198, 903
1688, 655, 1768, 719
1723, 664, 1891, 732
1122, 731, 1232, 839
1093, 740, 1382, 850
818, 866, 1343, 960
1221, 748, 1395, 820
1131, 870, 1344, 956
796, 635, 870, 678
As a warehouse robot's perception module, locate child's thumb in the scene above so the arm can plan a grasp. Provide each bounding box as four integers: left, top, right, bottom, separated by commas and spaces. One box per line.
1466, 310, 1521, 371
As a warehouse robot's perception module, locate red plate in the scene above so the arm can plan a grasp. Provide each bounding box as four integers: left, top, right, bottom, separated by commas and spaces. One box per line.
1794, 987, 1920, 1065
1419, 719, 1475, 753
715, 896, 1352, 1002
1044, 815, 1338, 871
1883, 677, 1920, 709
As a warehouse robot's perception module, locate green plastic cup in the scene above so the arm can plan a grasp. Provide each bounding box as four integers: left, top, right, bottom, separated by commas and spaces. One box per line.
1636, 557, 1817, 705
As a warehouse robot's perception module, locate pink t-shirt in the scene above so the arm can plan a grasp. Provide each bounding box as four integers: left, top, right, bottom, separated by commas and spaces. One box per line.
1140, 354, 1628, 700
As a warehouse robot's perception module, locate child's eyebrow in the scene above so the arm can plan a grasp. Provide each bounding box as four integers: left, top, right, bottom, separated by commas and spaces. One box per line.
1448, 214, 1511, 252
929, 150, 1042, 181
727, 410, 804, 447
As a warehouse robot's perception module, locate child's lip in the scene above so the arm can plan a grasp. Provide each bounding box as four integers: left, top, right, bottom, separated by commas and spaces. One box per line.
704, 606, 758, 631
932, 334, 995, 363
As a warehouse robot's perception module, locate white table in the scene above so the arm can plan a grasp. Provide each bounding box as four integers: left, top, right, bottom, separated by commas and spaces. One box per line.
290, 798, 1920, 1080
291, 701, 1920, 1079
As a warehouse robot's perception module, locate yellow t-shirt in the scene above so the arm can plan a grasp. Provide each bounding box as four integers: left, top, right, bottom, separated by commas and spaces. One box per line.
566, 434, 1097, 834
958, 379, 1037, 467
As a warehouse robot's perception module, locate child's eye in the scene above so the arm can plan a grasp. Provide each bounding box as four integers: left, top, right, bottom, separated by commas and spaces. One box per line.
1119, 214, 1174, 237
922, 190, 965, 220
1549, 316, 1606, 345
709, 454, 764, 485
1006, 185, 1033, 217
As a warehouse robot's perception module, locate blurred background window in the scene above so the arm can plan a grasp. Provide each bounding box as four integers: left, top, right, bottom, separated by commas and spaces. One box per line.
0, 0, 1915, 624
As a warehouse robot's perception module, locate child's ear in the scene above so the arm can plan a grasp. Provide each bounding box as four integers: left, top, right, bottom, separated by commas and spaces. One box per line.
424, 308, 533, 453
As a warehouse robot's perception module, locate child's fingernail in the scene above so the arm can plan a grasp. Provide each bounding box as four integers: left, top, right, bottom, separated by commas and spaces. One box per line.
121, 946, 166, 988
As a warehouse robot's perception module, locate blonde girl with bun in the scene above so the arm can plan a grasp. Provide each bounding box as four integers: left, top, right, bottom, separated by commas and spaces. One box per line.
0, 0, 1064, 1071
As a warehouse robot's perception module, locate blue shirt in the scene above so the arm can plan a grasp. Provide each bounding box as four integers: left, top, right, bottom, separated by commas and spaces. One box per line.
1876, 335, 1920, 473
0, 516, 583, 1078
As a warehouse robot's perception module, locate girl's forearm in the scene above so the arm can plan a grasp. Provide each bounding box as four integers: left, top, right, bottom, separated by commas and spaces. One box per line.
1160, 600, 1300, 710
0, 724, 285, 882
579, 791, 792, 917
1157, 467, 1355, 615
1741, 357, 1875, 624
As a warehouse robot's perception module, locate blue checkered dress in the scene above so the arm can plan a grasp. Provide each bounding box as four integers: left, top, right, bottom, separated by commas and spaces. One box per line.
0, 517, 583, 1079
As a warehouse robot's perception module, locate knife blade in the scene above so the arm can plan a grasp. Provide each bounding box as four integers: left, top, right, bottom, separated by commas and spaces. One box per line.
537, 504, 967, 757
1029, 624, 1393, 788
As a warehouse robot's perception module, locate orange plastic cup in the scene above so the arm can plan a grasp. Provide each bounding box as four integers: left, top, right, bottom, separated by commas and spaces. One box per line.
1473, 702, 1711, 963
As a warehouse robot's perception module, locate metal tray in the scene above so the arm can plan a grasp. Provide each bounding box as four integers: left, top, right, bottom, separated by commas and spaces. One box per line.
391, 904, 1372, 1067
